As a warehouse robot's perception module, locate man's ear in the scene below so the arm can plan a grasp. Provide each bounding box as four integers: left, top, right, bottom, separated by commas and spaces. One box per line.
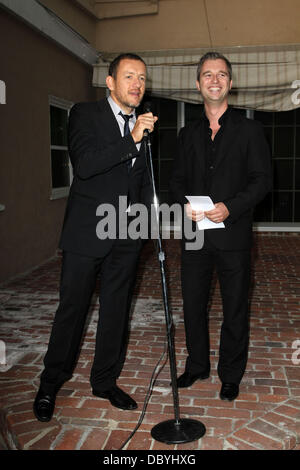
106, 75, 114, 92
196, 80, 201, 92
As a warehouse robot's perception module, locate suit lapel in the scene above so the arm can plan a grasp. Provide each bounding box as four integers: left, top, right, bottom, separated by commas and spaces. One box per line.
97, 98, 145, 174
97, 98, 122, 142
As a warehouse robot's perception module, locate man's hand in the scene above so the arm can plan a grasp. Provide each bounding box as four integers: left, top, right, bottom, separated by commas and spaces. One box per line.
205, 202, 229, 223
131, 112, 158, 143
185, 203, 205, 222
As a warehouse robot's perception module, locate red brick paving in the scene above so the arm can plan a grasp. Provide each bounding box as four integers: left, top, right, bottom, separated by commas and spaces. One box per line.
0, 234, 299, 451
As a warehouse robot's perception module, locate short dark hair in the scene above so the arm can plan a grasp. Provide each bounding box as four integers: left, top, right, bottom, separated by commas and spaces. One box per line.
196, 52, 232, 81
108, 53, 146, 78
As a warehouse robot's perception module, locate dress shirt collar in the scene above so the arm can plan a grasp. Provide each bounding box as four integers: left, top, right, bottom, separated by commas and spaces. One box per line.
107, 95, 136, 120
201, 106, 231, 126
107, 95, 140, 153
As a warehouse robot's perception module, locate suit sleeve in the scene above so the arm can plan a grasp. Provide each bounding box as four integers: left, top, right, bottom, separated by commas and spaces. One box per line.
68, 103, 140, 180
224, 121, 272, 223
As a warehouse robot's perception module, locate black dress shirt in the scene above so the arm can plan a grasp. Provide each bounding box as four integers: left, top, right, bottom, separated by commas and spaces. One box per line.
202, 107, 231, 193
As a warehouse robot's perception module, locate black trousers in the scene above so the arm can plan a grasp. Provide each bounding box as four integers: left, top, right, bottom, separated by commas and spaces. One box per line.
181, 239, 251, 385
40, 238, 141, 395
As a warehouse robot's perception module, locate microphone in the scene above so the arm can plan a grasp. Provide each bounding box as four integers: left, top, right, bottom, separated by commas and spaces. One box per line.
143, 101, 152, 137
143, 101, 152, 114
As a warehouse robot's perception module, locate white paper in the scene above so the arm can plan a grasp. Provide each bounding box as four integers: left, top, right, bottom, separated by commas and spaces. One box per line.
186, 196, 225, 230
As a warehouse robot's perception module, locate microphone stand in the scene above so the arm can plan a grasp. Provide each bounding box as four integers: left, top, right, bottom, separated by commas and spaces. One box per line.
144, 131, 206, 444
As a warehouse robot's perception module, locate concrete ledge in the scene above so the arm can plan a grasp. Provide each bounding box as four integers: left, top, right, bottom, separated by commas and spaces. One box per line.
254, 223, 300, 232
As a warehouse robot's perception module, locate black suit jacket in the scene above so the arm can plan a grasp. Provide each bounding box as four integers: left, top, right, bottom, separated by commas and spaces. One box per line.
59, 98, 152, 257
169, 108, 272, 250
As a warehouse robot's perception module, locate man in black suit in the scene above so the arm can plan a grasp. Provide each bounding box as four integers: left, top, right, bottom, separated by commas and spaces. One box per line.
33, 53, 158, 422
170, 52, 271, 401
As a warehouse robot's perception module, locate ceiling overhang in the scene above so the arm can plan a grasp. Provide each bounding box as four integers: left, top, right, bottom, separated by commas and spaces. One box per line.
74, 0, 158, 20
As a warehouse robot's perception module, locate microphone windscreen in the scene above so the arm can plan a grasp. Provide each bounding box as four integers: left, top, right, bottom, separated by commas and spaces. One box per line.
143, 101, 152, 114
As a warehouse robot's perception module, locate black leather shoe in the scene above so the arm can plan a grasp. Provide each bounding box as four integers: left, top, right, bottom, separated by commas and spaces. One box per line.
92, 385, 137, 410
220, 383, 239, 401
33, 389, 56, 422
176, 370, 210, 388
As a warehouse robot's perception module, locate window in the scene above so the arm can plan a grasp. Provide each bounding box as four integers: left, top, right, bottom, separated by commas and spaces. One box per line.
254, 108, 300, 222
49, 96, 73, 199
144, 96, 178, 206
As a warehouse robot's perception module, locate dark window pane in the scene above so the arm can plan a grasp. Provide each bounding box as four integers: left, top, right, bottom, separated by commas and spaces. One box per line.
159, 129, 177, 158
296, 107, 300, 125
233, 108, 246, 117
296, 128, 300, 157
254, 192, 272, 222
51, 150, 70, 188
151, 158, 159, 185
295, 161, 300, 190
274, 110, 295, 125
273, 160, 293, 190
273, 192, 293, 222
185, 103, 203, 124
50, 106, 68, 146
273, 127, 294, 157
160, 160, 174, 190
158, 190, 171, 205
254, 111, 273, 125
158, 190, 176, 222
157, 98, 177, 127
151, 128, 159, 159
295, 192, 300, 222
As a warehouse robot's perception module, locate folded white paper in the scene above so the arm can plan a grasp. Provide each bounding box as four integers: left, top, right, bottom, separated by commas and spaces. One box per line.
186, 196, 225, 230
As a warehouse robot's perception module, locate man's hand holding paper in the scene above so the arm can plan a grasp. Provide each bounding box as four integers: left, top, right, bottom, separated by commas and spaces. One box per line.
185, 196, 228, 230
185, 201, 205, 222
205, 202, 229, 224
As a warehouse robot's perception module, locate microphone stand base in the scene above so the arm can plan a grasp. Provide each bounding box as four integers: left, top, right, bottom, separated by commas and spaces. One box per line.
151, 418, 206, 444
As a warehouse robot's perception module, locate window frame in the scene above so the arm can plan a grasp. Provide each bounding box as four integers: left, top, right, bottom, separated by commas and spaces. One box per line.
49, 95, 73, 200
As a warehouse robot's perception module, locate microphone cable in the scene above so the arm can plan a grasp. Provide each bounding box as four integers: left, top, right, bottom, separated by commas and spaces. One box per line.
118, 237, 175, 450
118, 338, 169, 450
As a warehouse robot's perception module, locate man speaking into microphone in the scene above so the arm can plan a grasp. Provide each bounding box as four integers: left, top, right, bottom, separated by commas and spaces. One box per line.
33, 53, 157, 422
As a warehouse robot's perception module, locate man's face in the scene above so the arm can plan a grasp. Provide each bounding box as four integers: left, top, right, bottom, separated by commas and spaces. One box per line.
106, 58, 146, 113
196, 59, 232, 104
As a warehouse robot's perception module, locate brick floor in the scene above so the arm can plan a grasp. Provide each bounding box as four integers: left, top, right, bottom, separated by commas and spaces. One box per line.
0, 234, 299, 451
